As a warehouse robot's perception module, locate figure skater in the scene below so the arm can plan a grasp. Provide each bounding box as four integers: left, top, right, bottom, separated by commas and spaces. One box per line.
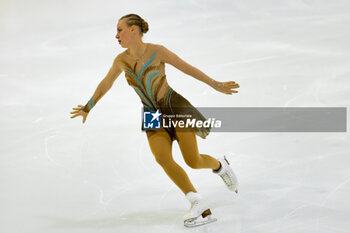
70, 13, 240, 227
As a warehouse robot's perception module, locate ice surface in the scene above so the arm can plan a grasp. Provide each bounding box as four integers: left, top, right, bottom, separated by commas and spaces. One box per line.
1, 0, 349, 232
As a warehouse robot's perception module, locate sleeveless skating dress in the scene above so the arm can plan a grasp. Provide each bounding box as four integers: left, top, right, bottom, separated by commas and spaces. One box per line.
120, 45, 211, 141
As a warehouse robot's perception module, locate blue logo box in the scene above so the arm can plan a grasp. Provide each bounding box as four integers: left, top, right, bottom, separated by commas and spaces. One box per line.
143, 109, 161, 129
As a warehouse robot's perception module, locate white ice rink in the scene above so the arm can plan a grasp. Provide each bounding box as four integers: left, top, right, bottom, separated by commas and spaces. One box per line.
1, 0, 349, 232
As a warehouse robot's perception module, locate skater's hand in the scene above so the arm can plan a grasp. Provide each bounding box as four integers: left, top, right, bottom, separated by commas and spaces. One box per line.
212, 80, 239, 94
70, 105, 88, 124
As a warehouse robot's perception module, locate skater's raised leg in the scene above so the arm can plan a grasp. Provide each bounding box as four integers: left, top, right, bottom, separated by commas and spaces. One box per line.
175, 129, 221, 170
146, 129, 197, 194
175, 128, 239, 193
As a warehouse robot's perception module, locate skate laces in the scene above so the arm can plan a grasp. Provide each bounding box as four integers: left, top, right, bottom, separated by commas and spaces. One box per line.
215, 158, 231, 185
221, 172, 232, 186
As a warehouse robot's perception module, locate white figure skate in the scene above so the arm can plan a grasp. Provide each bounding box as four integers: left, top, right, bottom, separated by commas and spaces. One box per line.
183, 191, 217, 227
213, 155, 239, 193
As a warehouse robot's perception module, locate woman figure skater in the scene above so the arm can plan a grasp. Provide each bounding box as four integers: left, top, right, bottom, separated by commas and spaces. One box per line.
70, 13, 240, 227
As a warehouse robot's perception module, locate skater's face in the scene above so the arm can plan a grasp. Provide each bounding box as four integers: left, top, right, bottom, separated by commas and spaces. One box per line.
116, 19, 139, 48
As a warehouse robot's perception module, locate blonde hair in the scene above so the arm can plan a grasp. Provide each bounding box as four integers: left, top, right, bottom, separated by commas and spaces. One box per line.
120, 13, 149, 36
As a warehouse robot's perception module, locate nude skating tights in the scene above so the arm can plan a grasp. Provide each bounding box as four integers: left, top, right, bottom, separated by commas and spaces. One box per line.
146, 127, 221, 194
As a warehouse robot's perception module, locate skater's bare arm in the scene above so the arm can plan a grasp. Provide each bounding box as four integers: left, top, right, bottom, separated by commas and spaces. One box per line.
100, 54, 123, 91
80, 54, 123, 113
70, 55, 122, 124
158, 45, 239, 94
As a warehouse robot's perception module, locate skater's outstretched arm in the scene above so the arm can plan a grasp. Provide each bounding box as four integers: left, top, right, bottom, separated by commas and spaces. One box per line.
158, 45, 239, 95
70, 54, 123, 123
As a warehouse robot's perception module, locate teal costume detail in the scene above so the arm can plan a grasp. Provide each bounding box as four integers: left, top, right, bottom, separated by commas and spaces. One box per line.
121, 50, 211, 141
124, 52, 164, 112
80, 97, 95, 112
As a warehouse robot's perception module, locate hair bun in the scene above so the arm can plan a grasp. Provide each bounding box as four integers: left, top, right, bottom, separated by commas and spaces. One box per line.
141, 20, 149, 34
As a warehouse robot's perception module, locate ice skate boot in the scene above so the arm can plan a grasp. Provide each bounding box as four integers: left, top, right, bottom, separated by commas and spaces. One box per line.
183, 191, 217, 228
213, 155, 239, 193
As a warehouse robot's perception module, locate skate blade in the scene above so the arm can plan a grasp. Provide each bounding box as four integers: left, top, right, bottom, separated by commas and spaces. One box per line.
228, 185, 239, 193
224, 155, 230, 165
184, 210, 217, 228
229, 187, 238, 193
184, 215, 217, 228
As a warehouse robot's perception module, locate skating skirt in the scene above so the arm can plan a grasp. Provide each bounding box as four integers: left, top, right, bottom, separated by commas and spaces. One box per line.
142, 88, 211, 141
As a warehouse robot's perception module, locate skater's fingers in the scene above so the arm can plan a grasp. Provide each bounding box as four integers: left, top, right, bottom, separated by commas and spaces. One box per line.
72, 105, 83, 109
227, 83, 239, 88
82, 115, 88, 124
224, 81, 237, 85
224, 90, 237, 94
228, 86, 239, 91
224, 88, 236, 93
70, 113, 81, 119
230, 83, 239, 87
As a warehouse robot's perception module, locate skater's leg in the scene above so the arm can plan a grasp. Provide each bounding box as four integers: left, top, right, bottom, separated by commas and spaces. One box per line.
175, 128, 220, 170
146, 130, 197, 194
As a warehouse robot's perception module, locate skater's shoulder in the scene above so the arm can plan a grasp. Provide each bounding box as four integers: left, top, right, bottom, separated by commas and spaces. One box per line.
150, 43, 176, 64
145, 43, 164, 58
147, 42, 161, 50
111, 53, 126, 70
116, 50, 128, 62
